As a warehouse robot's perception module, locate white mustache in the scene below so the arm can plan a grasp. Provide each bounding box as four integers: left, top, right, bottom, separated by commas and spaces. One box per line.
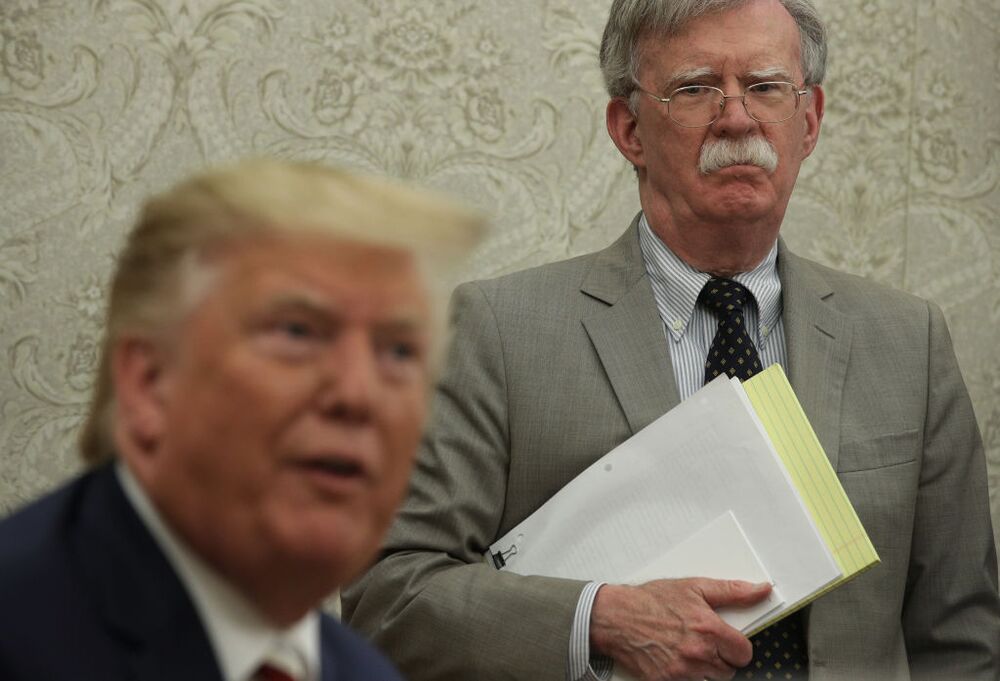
699, 136, 778, 175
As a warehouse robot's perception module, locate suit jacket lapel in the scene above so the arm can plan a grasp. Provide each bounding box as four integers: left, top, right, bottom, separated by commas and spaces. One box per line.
75, 465, 223, 681
581, 215, 680, 434
778, 241, 852, 472
578, 228, 849, 460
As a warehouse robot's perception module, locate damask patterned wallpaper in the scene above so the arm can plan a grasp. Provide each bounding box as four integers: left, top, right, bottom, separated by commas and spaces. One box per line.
1, 0, 998, 558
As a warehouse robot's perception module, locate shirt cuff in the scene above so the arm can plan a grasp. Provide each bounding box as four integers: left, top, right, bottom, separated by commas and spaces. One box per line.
567, 582, 614, 681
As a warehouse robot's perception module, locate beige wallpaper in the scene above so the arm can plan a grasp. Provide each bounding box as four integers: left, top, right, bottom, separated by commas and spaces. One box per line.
1, 0, 998, 559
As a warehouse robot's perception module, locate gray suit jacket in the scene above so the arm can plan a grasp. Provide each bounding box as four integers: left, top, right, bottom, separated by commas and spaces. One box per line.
344, 219, 999, 681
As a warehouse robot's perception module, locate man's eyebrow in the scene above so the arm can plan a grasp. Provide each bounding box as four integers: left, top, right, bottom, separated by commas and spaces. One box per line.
261, 293, 332, 316
375, 313, 429, 336
260, 294, 429, 333
746, 66, 794, 81
664, 66, 715, 89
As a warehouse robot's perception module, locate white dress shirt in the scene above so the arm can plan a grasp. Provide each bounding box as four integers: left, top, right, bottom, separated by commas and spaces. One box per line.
117, 463, 320, 681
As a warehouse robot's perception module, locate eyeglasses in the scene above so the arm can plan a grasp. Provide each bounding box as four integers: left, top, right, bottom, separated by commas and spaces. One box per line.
635, 81, 810, 128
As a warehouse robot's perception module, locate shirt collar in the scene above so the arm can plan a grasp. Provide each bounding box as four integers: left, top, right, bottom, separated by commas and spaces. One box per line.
116, 462, 320, 681
637, 213, 782, 341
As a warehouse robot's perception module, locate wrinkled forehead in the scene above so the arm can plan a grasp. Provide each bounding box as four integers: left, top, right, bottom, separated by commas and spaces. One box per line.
637, 2, 803, 81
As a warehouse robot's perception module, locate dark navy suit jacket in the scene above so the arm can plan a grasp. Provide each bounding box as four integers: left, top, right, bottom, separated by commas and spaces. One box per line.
0, 464, 405, 681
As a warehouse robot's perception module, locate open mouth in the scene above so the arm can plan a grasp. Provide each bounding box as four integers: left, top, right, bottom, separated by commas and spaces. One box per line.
300, 458, 364, 477
293, 455, 371, 493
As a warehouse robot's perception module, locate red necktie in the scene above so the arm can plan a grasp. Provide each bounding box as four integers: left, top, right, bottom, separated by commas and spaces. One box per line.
255, 663, 298, 681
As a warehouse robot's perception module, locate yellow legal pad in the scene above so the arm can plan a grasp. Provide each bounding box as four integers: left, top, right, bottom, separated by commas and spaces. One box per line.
743, 365, 880, 632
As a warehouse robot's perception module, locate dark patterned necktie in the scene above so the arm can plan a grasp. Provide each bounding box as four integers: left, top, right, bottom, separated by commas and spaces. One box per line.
699, 276, 809, 679
699, 277, 762, 383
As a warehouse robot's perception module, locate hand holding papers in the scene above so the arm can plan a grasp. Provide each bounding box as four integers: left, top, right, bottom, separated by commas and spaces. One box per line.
622, 510, 784, 632
487, 365, 878, 636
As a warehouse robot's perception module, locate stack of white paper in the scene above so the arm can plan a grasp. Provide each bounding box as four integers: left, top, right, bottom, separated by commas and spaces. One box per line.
486, 374, 842, 634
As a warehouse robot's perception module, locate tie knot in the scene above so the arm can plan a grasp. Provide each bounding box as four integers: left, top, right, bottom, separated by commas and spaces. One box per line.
698, 277, 753, 315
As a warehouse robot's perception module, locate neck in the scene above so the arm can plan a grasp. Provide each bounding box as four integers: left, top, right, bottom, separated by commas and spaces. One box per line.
235, 568, 327, 628
187, 534, 341, 629
197, 549, 323, 629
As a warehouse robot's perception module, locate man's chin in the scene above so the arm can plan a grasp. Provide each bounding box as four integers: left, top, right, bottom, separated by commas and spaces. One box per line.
694, 177, 778, 221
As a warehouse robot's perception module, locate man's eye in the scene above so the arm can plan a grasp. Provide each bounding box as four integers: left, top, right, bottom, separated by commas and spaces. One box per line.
280, 320, 316, 339
384, 341, 417, 361
750, 82, 788, 98
267, 318, 328, 345
376, 338, 426, 379
253, 317, 329, 360
675, 85, 711, 97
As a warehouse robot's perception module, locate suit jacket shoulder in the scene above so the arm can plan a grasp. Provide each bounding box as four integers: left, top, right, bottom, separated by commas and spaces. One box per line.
0, 465, 221, 681
781, 246, 934, 316
471, 220, 646, 312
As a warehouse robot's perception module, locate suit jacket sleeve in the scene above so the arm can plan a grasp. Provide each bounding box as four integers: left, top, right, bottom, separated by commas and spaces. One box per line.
902, 301, 1000, 679
343, 281, 588, 681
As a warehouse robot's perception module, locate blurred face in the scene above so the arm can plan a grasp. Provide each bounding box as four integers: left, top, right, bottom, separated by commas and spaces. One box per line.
119, 233, 432, 595
608, 0, 823, 269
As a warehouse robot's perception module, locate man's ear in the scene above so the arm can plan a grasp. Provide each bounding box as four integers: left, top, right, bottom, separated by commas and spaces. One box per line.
111, 336, 170, 462
801, 84, 824, 158
606, 97, 645, 170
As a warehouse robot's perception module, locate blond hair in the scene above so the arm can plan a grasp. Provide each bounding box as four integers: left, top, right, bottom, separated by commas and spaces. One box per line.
80, 159, 485, 464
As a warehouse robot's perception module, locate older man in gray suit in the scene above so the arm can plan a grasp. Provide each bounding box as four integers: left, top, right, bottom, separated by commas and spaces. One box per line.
343, 1, 1000, 680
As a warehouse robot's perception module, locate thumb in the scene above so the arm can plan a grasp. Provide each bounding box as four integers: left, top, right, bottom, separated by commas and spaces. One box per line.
698, 579, 772, 608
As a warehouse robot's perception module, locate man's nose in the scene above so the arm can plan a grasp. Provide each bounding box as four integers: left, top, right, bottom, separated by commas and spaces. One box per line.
317, 331, 377, 424
712, 92, 757, 136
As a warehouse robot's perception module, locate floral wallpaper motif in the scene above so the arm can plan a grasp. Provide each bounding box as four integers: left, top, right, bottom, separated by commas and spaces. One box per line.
1, 1, 998, 560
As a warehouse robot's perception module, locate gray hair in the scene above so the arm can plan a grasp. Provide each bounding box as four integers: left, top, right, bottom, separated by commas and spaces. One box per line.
599, 0, 827, 110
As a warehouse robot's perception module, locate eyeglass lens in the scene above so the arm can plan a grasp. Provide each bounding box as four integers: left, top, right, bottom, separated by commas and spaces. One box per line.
669, 82, 799, 126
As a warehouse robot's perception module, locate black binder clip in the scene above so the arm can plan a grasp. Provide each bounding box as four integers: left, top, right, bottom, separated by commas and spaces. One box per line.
491, 544, 518, 569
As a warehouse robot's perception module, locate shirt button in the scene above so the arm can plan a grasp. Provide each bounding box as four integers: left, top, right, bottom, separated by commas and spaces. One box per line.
672, 319, 683, 331
761, 324, 769, 336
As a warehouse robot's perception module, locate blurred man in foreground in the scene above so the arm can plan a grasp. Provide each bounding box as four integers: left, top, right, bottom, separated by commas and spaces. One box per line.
0, 159, 483, 680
